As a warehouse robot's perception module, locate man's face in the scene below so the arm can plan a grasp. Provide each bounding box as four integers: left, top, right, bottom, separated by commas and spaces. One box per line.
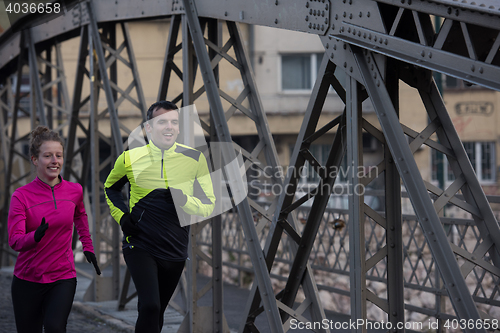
146, 107, 180, 150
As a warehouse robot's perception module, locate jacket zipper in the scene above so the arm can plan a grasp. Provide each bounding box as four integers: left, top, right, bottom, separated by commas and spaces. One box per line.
51, 186, 57, 209
161, 150, 164, 179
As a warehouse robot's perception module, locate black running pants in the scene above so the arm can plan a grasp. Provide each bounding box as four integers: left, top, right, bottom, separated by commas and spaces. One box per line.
11, 276, 77, 333
123, 246, 185, 333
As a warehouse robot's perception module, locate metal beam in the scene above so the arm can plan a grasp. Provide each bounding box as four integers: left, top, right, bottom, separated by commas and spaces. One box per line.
352, 45, 484, 329
183, 1, 283, 332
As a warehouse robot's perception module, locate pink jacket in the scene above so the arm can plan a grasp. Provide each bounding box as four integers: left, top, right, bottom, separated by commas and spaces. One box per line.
8, 177, 95, 283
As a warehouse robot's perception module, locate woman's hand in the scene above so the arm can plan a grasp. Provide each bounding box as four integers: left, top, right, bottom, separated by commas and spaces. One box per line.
34, 217, 48, 242
84, 251, 102, 275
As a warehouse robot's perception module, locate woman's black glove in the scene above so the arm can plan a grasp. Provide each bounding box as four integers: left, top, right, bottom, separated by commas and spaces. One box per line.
120, 213, 140, 236
84, 251, 102, 275
34, 217, 48, 242
170, 187, 188, 206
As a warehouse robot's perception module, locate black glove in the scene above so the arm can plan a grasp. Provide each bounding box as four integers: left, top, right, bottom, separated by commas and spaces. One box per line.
120, 213, 140, 236
84, 251, 102, 275
34, 217, 48, 242
170, 187, 188, 206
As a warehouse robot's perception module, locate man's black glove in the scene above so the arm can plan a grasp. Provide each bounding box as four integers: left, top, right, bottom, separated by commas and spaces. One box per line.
170, 187, 188, 206
34, 217, 48, 242
120, 213, 140, 236
84, 251, 102, 275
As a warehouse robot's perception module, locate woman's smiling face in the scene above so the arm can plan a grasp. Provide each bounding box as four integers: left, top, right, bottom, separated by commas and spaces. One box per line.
32, 140, 64, 186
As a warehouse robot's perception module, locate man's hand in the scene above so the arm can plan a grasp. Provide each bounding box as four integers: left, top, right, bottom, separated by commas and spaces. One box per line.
84, 251, 102, 275
170, 187, 188, 206
120, 213, 140, 236
34, 217, 49, 242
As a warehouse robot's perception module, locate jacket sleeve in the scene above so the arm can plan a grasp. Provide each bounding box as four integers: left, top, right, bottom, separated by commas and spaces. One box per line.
104, 152, 130, 224
8, 192, 37, 252
181, 153, 216, 217
73, 184, 95, 253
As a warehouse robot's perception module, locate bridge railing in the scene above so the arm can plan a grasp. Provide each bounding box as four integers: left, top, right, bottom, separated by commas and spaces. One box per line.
196, 197, 500, 324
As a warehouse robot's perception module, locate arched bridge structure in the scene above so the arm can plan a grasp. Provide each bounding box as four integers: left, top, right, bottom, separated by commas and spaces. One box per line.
0, 0, 499, 332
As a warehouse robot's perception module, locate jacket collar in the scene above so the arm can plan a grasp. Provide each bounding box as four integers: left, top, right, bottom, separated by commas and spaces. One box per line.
148, 140, 177, 155
35, 175, 64, 189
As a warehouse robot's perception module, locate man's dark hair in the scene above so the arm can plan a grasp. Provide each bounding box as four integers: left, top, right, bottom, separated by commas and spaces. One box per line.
146, 100, 179, 121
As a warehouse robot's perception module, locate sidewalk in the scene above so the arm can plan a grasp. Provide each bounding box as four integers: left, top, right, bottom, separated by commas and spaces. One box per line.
1, 264, 377, 333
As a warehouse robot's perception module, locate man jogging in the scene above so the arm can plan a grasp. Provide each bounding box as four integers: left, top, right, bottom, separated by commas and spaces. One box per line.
104, 100, 215, 333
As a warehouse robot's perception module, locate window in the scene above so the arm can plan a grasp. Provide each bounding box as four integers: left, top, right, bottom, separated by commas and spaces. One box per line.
431, 142, 496, 185
11, 74, 30, 113
281, 53, 324, 91
439, 74, 482, 90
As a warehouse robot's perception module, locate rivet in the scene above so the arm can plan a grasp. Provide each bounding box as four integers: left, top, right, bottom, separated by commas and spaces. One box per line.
428, 52, 432, 58
306, 2, 310, 7
275, 19, 278, 24
374, 36, 378, 41
325, 4, 329, 10
421, 51, 425, 57
224, 11, 228, 16
350, 67, 353, 72
305, 16, 309, 21
367, 12, 370, 17
333, 44, 337, 50
471, 65, 475, 72
335, 14, 338, 20
349, 13, 353, 19
479, 67, 483, 74
332, 23, 335, 30
348, 27, 351, 33
343, 12, 347, 17
359, 12, 362, 17
309, 23, 312, 28
326, 43, 329, 49
363, 33, 367, 38
344, 62, 347, 67
384, 39, 388, 45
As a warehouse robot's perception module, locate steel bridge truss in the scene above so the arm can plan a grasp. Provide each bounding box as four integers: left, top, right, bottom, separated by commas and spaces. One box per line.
0, 0, 499, 332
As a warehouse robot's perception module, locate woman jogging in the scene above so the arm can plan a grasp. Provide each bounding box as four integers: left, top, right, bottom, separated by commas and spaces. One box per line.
8, 125, 101, 333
